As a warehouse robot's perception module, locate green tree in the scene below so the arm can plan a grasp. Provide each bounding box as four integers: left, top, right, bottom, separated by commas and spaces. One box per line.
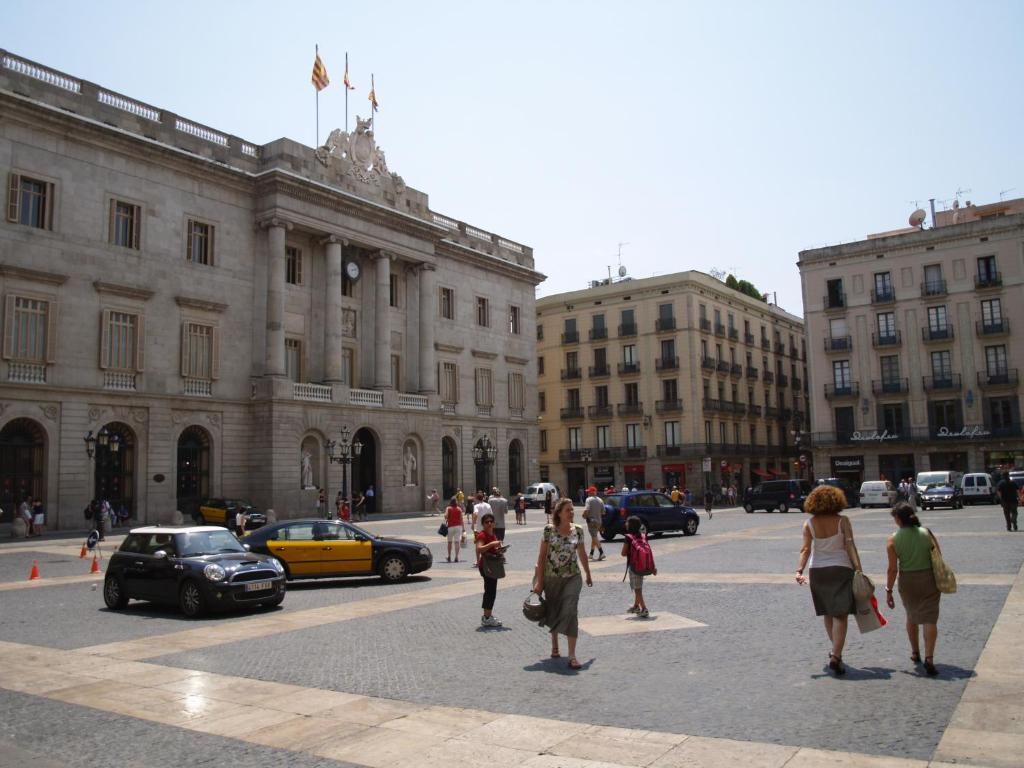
724, 274, 766, 302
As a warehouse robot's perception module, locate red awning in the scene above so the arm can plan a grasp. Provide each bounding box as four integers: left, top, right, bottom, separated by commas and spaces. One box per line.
752, 469, 772, 478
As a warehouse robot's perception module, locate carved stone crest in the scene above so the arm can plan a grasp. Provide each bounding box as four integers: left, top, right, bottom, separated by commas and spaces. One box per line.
342, 308, 357, 338
39, 405, 58, 421
315, 116, 406, 195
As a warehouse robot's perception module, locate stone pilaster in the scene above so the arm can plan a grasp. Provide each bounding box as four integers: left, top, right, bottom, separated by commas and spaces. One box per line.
419, 263, 437, 393
374, 252, 392, 389
323, 236, 345, 382
261, 218, 292, 378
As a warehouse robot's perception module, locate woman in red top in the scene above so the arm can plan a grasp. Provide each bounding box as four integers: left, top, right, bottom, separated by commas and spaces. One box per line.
445, 497, 464, 562
476, 513, 504, 627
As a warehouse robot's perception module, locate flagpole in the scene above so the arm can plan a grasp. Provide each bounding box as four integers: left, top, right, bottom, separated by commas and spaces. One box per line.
315, 44, 320, 146
345, 52, 349, 134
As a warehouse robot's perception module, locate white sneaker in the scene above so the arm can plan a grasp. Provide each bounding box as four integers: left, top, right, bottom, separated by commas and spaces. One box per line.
481, 615, 502, 627
639, 609, 650, 618
627, 606, 640, 614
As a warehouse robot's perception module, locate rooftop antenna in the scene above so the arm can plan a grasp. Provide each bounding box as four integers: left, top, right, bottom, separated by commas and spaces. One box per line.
999, 188, 1016, 201
954, 187, 972, 204
607, 242, 629, 281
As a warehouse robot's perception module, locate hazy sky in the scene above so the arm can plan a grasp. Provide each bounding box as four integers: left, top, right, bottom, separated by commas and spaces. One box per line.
5, 1, 1022, 316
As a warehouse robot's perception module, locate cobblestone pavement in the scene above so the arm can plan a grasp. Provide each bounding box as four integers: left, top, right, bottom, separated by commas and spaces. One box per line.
0, 503, 1020, 767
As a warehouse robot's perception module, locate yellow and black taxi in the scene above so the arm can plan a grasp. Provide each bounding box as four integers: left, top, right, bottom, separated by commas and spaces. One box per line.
196, 498, 267, 533
103, 526, 286, 617
244, 519, 432, 583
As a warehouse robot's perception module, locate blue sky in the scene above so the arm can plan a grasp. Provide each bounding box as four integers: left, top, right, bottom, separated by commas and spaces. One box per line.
5, 1, 1022, 315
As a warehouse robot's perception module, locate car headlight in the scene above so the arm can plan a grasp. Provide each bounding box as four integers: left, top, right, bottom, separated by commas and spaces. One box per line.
204, 564, 226, 582
419, 547, 430, 556
269, 557, 285, 573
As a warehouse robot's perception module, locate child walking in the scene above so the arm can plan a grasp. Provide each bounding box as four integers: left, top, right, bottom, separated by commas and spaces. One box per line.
622, 516, 656, 618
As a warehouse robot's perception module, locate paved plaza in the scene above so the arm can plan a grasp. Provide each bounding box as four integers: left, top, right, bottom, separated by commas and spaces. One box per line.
0, 504, 1021, 768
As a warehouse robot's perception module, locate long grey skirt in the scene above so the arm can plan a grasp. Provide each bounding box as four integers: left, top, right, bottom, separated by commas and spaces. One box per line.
898, 568, 940, 624
540, 573, 583, 637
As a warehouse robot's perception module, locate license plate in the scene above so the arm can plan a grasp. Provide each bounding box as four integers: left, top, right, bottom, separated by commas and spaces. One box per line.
244, 580, 272, 592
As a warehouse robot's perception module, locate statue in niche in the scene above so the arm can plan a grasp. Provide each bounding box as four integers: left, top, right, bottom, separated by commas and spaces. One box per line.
402, 442, 418, 487
301, 449, 314, 489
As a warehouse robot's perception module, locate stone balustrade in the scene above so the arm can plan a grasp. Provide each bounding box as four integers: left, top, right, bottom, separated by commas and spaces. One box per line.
293, 383, 333, 403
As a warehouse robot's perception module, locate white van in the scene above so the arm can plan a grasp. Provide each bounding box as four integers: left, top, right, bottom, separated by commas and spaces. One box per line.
860, 480, 897, 508
962, 473, 995, 505
524, 483, 560, 509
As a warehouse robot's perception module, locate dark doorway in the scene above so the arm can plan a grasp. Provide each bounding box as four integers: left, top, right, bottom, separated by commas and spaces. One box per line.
94, 422, 135, 515
177, 426, 210, 518
353, 428, 378, 513
0, 418, 45, 516
878, 453, 916, 484
442, 437, 457, 500
567, 467, 586, 501
508, 439, 523, 495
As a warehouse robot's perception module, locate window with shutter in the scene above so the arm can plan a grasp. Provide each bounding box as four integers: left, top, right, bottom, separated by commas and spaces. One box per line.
3, 296, 51, 363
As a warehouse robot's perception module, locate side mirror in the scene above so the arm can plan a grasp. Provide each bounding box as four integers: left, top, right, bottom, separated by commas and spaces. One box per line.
153, 550, 168, 560
354, 533, 369, 542
243, 543, 251, 551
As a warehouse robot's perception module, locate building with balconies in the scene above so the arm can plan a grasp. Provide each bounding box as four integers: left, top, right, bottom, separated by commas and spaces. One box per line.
0, 51, 542, 527
536, 270, 806, 495
799, 197, 1024, 488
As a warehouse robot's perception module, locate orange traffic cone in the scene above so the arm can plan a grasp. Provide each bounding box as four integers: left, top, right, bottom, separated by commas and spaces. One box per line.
90, 554, 100, 574
29, 560, 40, 580
79, 542, 88, 559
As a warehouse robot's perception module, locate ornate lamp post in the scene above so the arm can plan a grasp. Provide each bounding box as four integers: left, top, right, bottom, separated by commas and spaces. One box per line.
580, 448, 593, 491
327, 426, 363, 513
791, 429, 807, 480
472, 435, 498, 492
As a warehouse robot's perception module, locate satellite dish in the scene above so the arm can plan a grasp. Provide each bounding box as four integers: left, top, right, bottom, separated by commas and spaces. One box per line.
909, 209, 926, 227
617, 265, 627, 277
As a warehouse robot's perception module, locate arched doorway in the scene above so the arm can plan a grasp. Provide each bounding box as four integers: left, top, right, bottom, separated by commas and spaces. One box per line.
508, 439, 523, 495
0, 418, 46, 514
94, 422, 135, 515
441, 437, 457, 500
176, 426, 210, 518
352, 428, 377, 513
473, 437, 496, 494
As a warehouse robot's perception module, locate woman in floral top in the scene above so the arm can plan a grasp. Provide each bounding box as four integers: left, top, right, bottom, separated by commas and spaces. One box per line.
533, 498, 593, 669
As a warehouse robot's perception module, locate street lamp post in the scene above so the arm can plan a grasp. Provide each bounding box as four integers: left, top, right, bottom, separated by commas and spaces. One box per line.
791, 429, 806, 481
580, 448, 592, 491
472, 435, 497, 492
84, 426, 120, 532
327, 426, 363, 518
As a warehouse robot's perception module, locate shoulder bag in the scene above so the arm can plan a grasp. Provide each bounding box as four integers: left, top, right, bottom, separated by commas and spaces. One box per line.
481, 551, 506, 580
437, 521, 448, 537
927, 528, 957, 594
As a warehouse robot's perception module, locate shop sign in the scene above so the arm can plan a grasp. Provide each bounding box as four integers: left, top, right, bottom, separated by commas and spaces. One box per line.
831, 456, 864, 471
624, 465, 644, 473
593, 465, 615, 482
936, 425, 991, 439
850, 430, 899, 442
702, 457, 712, 472
662, 464, 686, 472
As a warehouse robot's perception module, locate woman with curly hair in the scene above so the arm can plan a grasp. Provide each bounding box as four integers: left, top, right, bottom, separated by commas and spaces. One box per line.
795, 484, 861, 675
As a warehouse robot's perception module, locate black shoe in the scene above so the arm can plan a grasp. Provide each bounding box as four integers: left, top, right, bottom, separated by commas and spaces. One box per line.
828, 653, 846, 675
924, 657, 939, 676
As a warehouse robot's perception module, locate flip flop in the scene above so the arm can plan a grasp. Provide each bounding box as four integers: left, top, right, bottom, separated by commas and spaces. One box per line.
568, 658, 582, 670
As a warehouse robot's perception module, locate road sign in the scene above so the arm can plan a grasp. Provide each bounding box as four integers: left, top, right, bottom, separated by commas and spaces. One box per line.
702, 457, 712, 473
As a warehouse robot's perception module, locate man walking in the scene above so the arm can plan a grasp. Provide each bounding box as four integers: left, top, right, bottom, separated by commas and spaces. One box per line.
996, 474, 1019, 532
487, 487, 508, 541
583, 486, 606, 560
364, 485, 375, 517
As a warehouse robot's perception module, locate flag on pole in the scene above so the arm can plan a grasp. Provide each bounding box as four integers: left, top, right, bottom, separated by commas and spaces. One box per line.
344, 54, 354, 90
368, 74, 379, 112
312, 50, 330, 91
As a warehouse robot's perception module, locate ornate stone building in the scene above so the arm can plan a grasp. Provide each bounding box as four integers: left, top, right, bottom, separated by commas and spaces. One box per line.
0, 50, 541, 528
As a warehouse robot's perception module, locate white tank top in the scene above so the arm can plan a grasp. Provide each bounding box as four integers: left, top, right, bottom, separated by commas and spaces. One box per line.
807, 518, 853, 569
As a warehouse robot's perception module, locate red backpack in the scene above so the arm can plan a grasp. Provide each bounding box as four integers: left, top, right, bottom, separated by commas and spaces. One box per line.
623, 532, 656, 579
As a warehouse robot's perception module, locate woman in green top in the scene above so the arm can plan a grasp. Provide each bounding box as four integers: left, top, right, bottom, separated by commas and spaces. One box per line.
885, 503, 942, 676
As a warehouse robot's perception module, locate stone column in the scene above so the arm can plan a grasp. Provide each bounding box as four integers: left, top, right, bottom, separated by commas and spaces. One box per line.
262, 218, 291, 377
419, 263, 437, 393
323, 236, 345, 382
374, 252, 392, 389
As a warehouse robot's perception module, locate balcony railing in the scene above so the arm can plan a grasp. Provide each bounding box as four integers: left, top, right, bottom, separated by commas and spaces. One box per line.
730, 363, 743, 377
617, 362, 640, 375
777, 373, 789, 387
977, 369, 1019, 388
976, 320, 1009, 337
589, 327, 608, 341
921, 279, 947, 297
922, 326, 954, 343
746, 366, 759, 379
728, 328, 739, 341
561, 330, 579, 344
824, 293, 846, 310
656, 317, 677, 332
872, 378, 909, 395
716, 360, 730, 373
294, 382, 332, 402
922, 374, 962, 392
655, 399, 683, 413
790, 346, 800, 360
397, 393, 429, 410
703, 398, 727, 413
824, 382, 859, 399
975, 271, 1002, 289
589, 364, 610, 378
656, 444, 685, 457
824, 336, 852, 353
744, 332, 756, 345
561, 368, 582, 380
103, 371, 137, 391
699, 319, 711, 333
183, 377, 212, 397
618, 323, 637, 337
701, 356, 716, 371
763, 371, 775, 384
872, 331, 901, 348
7, 362, 46, 384
656, 356, 679, 371
871, 288, 895, 304
791, 376, 802, 389
714, 323, 726, 336
747, 403, 762, 417
624, 445, 647, 459
761, 338, 771, 350
774, 342, 785, 355
588, 404, 613, 418
765, 406, 780, 419
560, 406, 584, 420
617, 402, 644, 416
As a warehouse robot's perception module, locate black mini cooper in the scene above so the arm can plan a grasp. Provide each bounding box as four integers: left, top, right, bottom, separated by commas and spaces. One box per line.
103, 526, 287, 617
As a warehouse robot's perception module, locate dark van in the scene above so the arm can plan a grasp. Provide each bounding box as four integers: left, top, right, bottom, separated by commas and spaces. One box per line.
743, 479, 813, 513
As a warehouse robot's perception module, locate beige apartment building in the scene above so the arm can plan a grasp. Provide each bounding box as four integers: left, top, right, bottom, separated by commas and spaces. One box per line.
799, 198, 1024, 489
536, 271, 807, 497
0, 50, 542, 528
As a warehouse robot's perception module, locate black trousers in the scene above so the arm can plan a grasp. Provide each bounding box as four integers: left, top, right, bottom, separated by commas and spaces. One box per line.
1002, 503, 1018, 530
495, 527, 506, 541
481, 570, 497, 610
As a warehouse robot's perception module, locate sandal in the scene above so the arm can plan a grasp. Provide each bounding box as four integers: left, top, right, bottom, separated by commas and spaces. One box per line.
550, 651, 561, 659
828, 653, 846, 676
924, 657, 939, 676
568, 657, 582, 670
910, 651, 922, 664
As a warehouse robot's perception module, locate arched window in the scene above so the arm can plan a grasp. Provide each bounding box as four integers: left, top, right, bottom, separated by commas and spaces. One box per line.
0, 418, 45, 511
177, 426, 210, 517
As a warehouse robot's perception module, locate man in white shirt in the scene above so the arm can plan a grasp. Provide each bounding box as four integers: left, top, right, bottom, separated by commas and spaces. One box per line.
472, 491, 493, 534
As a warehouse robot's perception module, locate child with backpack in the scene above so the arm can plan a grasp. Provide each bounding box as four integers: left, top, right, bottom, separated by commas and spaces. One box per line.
621, 516, 656, 617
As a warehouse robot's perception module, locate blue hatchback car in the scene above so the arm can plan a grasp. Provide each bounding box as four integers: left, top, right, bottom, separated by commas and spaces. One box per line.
599, 491, 700, 541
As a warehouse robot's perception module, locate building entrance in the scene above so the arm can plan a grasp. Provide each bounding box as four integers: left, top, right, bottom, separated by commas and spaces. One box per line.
353, 428, 378, 513
0, 418, 45, 516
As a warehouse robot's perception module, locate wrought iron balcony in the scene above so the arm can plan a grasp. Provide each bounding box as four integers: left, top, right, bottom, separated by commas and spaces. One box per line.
560, 368, 582, 380
587, 404, 613, 419
824, 382, 859, 399
975, 271, 1002, 289
746, 366, 759, 379
655, 399, 683, 413
871, 288, 895, 304
765, 406, 780, 419
589, 327, 608, 341
716, 360, 730, 373
701, 356, 716, 371
656, 444, 686, 457
617, 362, 640, 375
744, 332, 756, 345
728, 328, 739, 341
824, 336, 852, 353
872, 331, 901, 348
703, 398, 727, 413
976, 320, 1009, 337
617, 402, 644, 416
872, 378, 909, 395
763, 371, 775, 384
761, 337, 771, 350
656, 317, 677, 332
559, 406, 584, 420
730, 363, 743, 377
747, 403, 762, 417
714, 323, 726, 336
824, 293, 846, 310
774, 342, 785, 355
561, 330, 579, 344
777, 373, 789, 387
791, 376, 802, 389
922, 326, 954, 343
699, 319, 712, 333
588, 364, 610, 378
618, 323, 637, 337
977, 369, 1018, 389
921, 279, 947, 297
922, 374, 961, 392
656, 356, 679, 371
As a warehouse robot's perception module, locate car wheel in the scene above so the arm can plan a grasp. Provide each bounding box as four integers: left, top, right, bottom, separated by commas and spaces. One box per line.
179, 580, 205, 618
379, 554, 409, 583
744, 503, 754, 514
779, 503, 789, 514
683, 517, 699, 536
601, 529, 617, 542
651, 531, 664, 538
103, 574, 128, 609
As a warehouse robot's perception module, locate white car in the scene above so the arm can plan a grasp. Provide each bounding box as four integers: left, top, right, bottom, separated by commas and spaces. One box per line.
962, 473, 996, 505
859, 480, 898, 508
523, 483, 560, 509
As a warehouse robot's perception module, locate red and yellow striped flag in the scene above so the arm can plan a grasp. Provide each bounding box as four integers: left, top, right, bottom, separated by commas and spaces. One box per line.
343, 58, 354, 90
311, 51, 330, 91
368, 74, 379, 112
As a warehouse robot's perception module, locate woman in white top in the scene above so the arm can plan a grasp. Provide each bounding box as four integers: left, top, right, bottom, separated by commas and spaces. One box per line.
796, 485, 861, 675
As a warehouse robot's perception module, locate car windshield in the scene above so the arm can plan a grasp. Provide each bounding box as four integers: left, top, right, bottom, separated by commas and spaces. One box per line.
177, 530, 246, 556
605, 494, 623, 507
917, 473, 948, 486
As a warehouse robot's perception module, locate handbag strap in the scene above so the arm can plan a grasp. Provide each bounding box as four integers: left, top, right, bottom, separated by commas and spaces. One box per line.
841, 516, 863, 572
